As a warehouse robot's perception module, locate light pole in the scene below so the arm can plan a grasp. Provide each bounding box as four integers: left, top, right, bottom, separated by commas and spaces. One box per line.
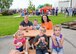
70, 0, 72, 8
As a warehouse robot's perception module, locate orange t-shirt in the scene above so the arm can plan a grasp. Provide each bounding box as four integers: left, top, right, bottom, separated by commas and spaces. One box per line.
41, 21, 53, 30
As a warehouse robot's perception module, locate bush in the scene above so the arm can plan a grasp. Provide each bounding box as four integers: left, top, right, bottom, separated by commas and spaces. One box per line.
1, 10, 13, 16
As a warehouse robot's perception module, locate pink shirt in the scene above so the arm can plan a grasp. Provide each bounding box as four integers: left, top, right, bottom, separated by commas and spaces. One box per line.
14, 38, 26, 48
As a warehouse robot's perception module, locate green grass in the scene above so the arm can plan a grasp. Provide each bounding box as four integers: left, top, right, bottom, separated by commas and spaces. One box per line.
0, 14, 76, 37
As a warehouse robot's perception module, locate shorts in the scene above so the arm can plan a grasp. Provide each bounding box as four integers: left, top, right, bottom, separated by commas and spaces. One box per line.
16, 46, 23, 52
36, 48, 48, 54
52, 48, 64, 54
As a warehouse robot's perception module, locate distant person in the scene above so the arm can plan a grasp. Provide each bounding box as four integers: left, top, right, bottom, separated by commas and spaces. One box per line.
51, 25, 64, 54
24, 9, 27, 15
55, 7, 59, 16
61, 7, 63, 13
33, 19, 40, 30
19, 16, 33, 30
21, 10, 25, 17
41, 15, 53, 30
65, 8, 69, 17
47, 10, 51, 15
34, 27, 49, 54
52, 8, 55, 15
68, 7, 73, 17
13, 30, 26, 54
73, 8, 76, 16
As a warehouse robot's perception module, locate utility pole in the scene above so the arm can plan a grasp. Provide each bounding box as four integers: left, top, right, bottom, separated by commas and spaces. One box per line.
70, 0, 72, 8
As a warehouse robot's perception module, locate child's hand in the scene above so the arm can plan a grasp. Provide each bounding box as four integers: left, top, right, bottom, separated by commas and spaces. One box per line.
38, 38, 41, 42
59, 39, 63, 47
40, 37, 45, 42
17, 42, 23, 47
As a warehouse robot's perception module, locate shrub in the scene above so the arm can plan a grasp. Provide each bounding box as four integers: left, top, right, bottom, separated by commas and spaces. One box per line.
1, 10, 13, 16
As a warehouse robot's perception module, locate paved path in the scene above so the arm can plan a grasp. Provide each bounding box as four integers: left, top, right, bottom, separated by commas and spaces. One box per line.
0, 28, 76, 54
62, 28, 76, 54
0, 36, 14, 54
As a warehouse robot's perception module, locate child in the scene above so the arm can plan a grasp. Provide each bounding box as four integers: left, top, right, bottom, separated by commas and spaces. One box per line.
29, 19, 40, 49
52, 25, 64, 54
13, 30, 26, 54
33, 19, 40, 30
34, 27, 49, 54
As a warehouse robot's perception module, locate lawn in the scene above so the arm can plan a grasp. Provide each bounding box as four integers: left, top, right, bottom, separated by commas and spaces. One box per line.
0, 14, 76, 37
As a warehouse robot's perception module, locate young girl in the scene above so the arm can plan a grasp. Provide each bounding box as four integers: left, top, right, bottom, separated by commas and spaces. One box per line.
13, 30, 26, 54
34, 27, 49, 54
52, 25, 64, 54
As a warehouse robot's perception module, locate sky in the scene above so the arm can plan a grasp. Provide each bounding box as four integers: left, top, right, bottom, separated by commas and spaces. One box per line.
10, 0, 59, 9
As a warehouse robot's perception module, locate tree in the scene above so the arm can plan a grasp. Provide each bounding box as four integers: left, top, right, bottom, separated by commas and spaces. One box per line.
37, 5, 44, 9
27, 0, 35, 13
0, 0, 13, 10
44, 3, 52, 7
37, 3, 52, 9
0, 0, 13, 15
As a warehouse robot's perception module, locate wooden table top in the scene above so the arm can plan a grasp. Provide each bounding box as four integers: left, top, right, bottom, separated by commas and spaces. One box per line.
24, 30, 53, 37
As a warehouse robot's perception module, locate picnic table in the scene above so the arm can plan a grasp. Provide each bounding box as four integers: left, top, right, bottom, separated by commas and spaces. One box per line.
24, 30, 53, 37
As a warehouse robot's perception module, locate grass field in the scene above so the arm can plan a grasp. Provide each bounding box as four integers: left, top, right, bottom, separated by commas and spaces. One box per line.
0, 14, 76, 37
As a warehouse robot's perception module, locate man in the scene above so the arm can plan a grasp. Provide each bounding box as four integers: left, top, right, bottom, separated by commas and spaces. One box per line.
19, 15, 33, 30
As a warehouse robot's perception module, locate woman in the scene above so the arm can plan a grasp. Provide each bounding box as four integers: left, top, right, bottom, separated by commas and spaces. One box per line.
41, 15, 53, 30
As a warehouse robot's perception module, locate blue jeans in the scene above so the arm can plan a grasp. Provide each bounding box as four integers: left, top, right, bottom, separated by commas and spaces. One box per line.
52, 48, 64, 54
36, 48, 48, 54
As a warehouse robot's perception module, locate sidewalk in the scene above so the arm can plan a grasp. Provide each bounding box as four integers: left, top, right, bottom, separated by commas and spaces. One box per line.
0, 36, 14, 54
62, 28, 76, 54
0, 28, 76, 54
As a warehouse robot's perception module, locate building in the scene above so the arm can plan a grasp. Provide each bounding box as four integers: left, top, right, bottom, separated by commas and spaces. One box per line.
58, 0, 70, 12
71, 0, 76, 8
58, 0, 76, 12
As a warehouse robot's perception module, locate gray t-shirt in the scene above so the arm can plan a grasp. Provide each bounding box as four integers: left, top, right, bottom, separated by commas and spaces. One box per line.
33, 24, 40, 30
34, 34, 48, 49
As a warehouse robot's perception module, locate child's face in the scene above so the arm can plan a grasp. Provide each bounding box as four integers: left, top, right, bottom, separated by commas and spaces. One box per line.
39, 27, 46, 34
54, 27, 61, 36
17, 33, 24, 39
34, 21, 38, 26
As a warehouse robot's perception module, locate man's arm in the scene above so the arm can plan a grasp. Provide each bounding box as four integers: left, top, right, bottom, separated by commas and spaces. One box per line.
19, 26, 27, 30
28, 26, 33, 30
28, 21, 33, 30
